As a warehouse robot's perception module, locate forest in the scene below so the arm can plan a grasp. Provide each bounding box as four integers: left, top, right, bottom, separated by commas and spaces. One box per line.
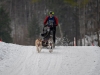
0, 0, 100, 46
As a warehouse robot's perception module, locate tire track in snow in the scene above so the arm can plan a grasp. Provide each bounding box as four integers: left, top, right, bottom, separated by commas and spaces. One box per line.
43, 49, 62, 75
1, 46, 100, 75
1, 46, 28, 75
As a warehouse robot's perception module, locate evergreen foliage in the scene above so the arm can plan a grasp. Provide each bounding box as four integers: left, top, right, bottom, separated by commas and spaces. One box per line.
0, 7, 12, 43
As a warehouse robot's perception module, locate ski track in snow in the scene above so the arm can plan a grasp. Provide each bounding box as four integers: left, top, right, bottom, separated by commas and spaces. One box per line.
0, 42, 100, 75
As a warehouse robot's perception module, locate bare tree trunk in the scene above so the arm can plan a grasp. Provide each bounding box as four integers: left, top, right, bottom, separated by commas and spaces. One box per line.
83, 0, 86, 46
97, 0, 100, 46
14, 0, 17, 44
79, 2, 82, 46
96, 0, 100, 46
58, 24, 63, 45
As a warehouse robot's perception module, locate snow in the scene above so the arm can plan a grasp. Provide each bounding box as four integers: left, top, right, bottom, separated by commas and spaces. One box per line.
0, 42, 100, 75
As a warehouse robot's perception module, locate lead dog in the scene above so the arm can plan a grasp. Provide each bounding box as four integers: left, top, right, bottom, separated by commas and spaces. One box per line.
35, 39, 42, 53
48, 36, 54, 53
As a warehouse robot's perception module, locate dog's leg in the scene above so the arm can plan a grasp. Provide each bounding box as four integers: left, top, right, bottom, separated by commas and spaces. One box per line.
40, 45, 43, 52
39, 46, 41, 53
49, 43, 53, 53
36, 46, 39, 53
38, 47, 40, 53
48, 39, 53, 53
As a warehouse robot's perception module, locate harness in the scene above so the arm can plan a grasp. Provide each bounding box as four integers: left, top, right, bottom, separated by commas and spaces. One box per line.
43, 27, 51, 38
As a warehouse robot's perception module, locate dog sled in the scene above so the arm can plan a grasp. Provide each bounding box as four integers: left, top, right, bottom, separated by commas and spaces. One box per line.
41, 25, 55, 53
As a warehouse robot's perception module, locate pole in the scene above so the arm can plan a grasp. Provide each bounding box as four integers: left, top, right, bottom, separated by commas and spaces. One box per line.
74, 37, 76, 46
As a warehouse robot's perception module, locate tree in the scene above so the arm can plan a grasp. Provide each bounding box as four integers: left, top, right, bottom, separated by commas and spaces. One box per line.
28, 15, 40, 45
96, 0, 100, 46
0, 7, 12, 43
64, 0, 90, 46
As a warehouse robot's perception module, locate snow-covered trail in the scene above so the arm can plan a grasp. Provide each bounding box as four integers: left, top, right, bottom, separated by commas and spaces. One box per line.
0, 42, 100, 75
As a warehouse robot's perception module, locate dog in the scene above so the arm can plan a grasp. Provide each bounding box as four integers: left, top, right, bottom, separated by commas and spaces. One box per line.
47, 36, 54, 53
35, 39, 42, 53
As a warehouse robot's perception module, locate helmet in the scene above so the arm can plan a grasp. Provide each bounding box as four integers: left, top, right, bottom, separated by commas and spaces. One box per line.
49, 11, 54, 15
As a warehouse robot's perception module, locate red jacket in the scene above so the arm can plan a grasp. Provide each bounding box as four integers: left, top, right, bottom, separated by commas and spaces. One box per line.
44, 16, 58, 26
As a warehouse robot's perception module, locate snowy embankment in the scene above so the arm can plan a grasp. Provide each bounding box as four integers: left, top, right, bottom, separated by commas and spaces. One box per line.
0, 42, 100, 75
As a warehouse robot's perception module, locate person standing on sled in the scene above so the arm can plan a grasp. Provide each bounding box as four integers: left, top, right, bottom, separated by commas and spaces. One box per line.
43, 11, 58, 45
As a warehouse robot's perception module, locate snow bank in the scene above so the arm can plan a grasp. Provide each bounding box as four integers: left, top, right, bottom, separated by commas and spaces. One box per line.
0, 42, 24, 72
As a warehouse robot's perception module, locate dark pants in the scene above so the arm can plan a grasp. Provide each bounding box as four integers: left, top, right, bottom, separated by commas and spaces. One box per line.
50, 27, 56, 43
